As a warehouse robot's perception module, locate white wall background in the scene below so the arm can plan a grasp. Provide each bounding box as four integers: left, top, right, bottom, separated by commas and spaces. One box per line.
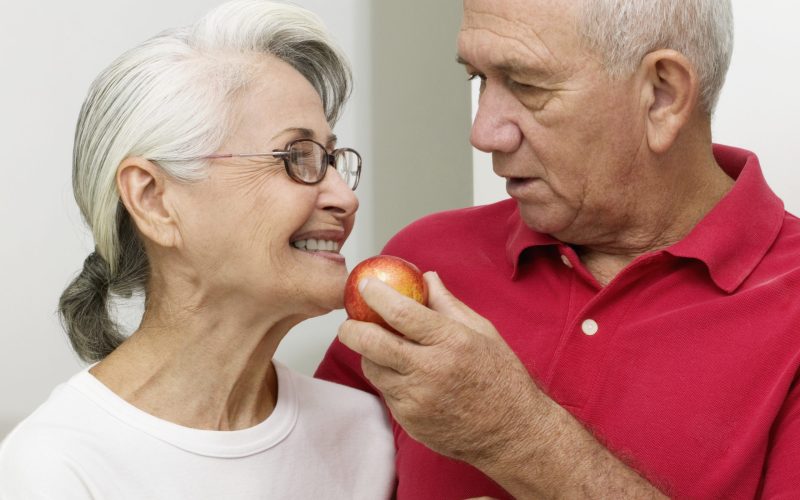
0, 0, 371, 438
474, 1, 800, 211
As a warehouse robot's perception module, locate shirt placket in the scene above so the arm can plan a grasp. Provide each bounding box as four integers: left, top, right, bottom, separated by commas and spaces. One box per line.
542, 250, 653, 412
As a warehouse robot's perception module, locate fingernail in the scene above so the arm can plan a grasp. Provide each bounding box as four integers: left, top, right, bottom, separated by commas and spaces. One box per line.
426, 271, 440, 281
358, 278, 369, 293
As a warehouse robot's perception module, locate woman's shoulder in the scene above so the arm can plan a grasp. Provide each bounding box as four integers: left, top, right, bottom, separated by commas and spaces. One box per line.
1, 371, 103, 451
277, 363, 395, 469
0, 420, 89, 498
278, 362, 386, 417
0, 374, 100, 498
274, 363, 396, 494
277, 362, 393, 442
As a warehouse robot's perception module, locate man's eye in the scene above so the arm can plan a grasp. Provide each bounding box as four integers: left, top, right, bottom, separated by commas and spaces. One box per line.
467, 74, 487, 95
509, 79, 538, 92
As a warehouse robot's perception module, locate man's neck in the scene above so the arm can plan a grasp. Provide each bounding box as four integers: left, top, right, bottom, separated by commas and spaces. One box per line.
576, 148, 734, 286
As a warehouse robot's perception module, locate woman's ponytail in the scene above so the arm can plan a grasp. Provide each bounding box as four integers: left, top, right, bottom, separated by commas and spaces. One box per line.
58, 208, 148, 362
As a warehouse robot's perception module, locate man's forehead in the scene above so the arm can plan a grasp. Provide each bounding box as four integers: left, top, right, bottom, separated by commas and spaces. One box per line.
459, 0, 581, 70
462, 0, 577, 17
461, 0, 579, 31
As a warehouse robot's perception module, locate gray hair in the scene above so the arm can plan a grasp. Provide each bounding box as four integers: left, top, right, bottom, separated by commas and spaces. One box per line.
578, 0, 734, 113
60, 0, 352, 363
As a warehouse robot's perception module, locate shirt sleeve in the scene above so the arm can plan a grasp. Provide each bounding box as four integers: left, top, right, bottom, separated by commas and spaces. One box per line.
758, 377, 800, 499
0, 431, 95, 500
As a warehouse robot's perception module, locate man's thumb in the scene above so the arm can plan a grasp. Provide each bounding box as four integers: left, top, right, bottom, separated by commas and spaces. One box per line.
424, 271, 495, 335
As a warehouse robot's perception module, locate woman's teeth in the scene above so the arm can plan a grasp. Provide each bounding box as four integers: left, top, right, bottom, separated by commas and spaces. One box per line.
292, 239, 340, 253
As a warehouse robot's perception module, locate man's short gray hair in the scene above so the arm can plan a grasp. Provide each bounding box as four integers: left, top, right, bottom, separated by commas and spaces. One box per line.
579, 0, 734, 114
61, 0, 351, 362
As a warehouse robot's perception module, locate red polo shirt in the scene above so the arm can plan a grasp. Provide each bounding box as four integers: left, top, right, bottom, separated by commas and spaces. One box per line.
316, 145, 800, 499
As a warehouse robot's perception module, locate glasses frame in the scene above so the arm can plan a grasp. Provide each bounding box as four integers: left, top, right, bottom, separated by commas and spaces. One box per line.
174, 138, 362, 191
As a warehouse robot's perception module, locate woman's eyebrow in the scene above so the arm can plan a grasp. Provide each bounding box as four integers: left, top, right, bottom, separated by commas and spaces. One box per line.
271, 127, 337, 146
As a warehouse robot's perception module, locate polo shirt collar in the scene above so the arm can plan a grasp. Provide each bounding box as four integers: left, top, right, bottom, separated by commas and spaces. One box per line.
505, 207, 559, 279
666, 144, 784, 293
504, 145, 785, 291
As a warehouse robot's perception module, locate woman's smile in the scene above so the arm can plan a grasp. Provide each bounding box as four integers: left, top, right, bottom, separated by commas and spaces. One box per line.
290, 229, 348, 264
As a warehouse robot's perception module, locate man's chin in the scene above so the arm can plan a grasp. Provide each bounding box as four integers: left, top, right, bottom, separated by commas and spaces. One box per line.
517, 203, 572, 237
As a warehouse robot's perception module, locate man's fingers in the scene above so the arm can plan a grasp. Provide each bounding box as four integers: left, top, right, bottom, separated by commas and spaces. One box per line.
360, 356, 405, 397
337, 318, 418, 373
357, 277, 450, 345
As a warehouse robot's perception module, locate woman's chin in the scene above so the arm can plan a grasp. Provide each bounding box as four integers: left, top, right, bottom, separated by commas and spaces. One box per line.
297, 286, 347, 318
317, 290, 345, 313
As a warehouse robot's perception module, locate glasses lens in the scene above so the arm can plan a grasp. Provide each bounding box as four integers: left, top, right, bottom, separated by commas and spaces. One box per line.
288, 140, 325, 183
335, 149, 361, 190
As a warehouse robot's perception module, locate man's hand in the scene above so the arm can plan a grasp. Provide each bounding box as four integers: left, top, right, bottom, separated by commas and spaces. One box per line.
338, 271, 544, 465
338, 272, 666, 499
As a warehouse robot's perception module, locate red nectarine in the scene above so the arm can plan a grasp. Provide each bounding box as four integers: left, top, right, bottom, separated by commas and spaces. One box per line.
344, 255, 428, 330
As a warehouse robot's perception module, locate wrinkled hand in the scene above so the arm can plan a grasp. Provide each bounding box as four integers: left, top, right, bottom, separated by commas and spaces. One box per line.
338, 271, 543, 467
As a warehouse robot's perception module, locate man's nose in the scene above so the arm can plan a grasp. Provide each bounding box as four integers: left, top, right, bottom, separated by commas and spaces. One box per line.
469, 85, 523, 154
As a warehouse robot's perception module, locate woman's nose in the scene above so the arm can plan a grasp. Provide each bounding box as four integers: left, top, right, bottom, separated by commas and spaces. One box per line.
319, 165, 359, 217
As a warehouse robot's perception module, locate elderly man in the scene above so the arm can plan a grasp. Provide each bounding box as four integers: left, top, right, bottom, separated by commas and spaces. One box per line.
317, 0, 800, 498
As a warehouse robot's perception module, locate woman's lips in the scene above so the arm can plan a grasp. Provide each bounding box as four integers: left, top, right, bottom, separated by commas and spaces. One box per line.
289, 228, 348, 263
290, 238, 346, 264
302, 250, 346, 264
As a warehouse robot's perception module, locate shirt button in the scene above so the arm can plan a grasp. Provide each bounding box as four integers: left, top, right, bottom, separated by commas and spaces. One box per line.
560, 254, 573, 268
581, 319, 599, 336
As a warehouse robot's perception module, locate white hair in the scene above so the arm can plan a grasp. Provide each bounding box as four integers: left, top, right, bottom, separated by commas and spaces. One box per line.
62, 0, 351, 362
579, 0, 734, 113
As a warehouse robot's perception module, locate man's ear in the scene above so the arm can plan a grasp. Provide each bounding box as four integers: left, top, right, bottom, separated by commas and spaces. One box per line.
639, 49, 699, 154
116, 158, 181, 249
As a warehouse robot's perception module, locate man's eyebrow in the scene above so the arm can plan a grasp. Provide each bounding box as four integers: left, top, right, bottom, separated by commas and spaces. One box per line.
498, 61, 547, 78
271, 127, 337, 146
456, 54, 550, 80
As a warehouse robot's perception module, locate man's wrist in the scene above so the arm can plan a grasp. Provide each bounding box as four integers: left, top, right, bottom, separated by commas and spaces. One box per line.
471, 387, 666, 499
475, 386, 562, 493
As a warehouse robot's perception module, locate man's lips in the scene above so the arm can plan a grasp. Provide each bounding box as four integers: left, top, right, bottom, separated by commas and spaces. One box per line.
505, 177, 542, 199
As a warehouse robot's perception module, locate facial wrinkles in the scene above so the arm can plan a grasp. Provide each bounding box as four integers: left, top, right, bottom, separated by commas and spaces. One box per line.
565, 121, 650, 247
182, 160, 288, 282
466, 1, 617, 231
222, 158, 285, 197
461, 27, 559, 89
461, 4, 577, 81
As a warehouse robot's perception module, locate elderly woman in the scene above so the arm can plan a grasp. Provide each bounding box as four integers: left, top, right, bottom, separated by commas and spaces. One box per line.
0, 1, 395, 498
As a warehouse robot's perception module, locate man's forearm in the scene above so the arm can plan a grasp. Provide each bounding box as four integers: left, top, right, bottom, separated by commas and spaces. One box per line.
475, 391, 668, 499
341, 276, 669, 498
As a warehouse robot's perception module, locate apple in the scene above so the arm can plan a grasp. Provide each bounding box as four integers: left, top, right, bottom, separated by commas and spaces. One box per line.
344, 255, 429, 330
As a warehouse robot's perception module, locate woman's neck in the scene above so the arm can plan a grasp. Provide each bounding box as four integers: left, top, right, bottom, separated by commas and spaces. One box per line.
90, 289, 305, 431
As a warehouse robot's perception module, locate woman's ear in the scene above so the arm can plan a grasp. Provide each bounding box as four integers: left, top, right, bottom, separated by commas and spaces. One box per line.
639, 49, 700, 154
116, 158, 182, 249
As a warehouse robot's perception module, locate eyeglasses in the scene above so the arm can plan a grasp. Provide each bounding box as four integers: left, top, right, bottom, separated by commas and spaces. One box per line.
150, 139, 362, 190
